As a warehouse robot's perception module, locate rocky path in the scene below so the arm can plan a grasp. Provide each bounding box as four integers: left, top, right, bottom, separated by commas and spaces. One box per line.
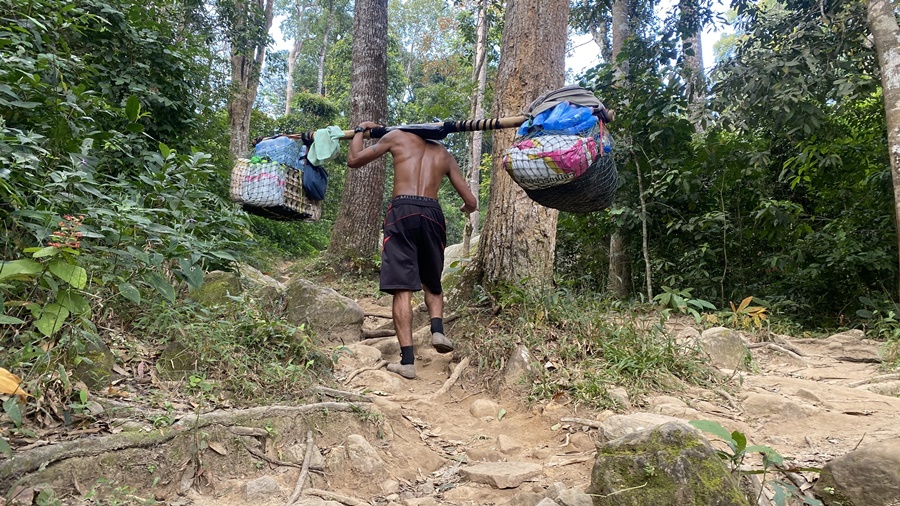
183, 306, 900, 506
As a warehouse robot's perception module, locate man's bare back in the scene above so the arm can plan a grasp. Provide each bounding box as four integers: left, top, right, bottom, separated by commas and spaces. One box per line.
347, 123, 477, 212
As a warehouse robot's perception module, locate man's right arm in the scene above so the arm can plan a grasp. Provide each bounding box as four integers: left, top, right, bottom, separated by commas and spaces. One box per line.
347, 122, 393, 168
447, 157, 477, 213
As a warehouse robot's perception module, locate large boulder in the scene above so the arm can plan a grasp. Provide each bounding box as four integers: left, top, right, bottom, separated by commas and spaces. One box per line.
283, 278, 364, 342
696, 327, 749, 371
812, 440, 900, 506
237, 264, 286, 313
70, 336, 115, 389
191, 270, 243, 307
586, 422, 749, 506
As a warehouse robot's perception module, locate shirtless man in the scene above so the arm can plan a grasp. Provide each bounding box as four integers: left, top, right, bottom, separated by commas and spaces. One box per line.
348, 121, 478, 379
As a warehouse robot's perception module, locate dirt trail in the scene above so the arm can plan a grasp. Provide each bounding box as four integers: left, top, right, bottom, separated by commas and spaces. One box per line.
183, 302, 900, 506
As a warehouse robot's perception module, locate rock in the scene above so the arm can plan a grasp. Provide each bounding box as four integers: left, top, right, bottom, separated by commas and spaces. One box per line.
237, 264, 286, 313
546, 482, 567, 499
587, 422, 749, 506
244, 476, 281, 501
192, 270, 243, 306
825, 329, 865, 342
506, 492, 547, 506
608, 387, 631, 409
381, 479, 400, 495
742, 393, 812, 420
469, 398, 502, 418
155, 341, 198, 380
284, 443, 325, 469
557, 488, 592, 506
443, 485, 499, 503
498, 434, 524, 455
70, 336, 115, 389
812, 440, 900, 506
442, 235, 479, 273
459, 461, 543, 489
568, 432, 595, 451
536, 499, 560, 506
348, 370, 404, 393
697, 327, 749, 371
334, 343, 384, 374
283, 278, 364, 342
498, 345, 536, 393
366, 337, 400, 359
344, 434, 386, 475
467, 447, 504, 462
596, 413, 692, 442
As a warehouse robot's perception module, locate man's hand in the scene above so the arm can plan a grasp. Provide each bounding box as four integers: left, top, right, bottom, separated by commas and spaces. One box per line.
460, 202, 477, 214
356, 121, 382, 131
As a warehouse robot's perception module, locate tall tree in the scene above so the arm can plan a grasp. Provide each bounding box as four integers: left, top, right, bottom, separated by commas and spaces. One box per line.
868, 0, 900, 296
227, 0, 275, 159
326, 0, 388, 267
315, 0, 337, 95
463, 0, 490, 256
607, 0, 631, 297
678, 0, 705, 117
470, 0, 568, 286
284, 0, 315, 115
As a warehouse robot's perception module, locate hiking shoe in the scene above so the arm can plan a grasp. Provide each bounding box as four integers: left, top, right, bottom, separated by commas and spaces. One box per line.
432, 332, 454, 354
386, 362, 416, 379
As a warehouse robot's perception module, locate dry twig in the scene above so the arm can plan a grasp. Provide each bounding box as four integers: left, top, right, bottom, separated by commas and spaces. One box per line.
314, 386, 373, 403
429, 357, 470, 400
560, 417, 604, 429
285, 430, 315, 506
343, 360, 388, 386
304, 488, 369, 506
848, 373, 900, 388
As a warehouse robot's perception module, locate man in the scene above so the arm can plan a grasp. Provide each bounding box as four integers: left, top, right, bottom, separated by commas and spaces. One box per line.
348, 121, 478, 379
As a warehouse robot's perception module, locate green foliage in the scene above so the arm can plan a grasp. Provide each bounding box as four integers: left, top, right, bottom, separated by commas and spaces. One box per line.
690, 420, 822, 506
653, 286, 716, 324
133, 300, 325, 402
463, 283, 710, 410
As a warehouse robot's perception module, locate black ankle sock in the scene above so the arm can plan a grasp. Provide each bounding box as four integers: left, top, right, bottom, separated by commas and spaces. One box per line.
400, 346, 415, 365
430, 317, 444, 334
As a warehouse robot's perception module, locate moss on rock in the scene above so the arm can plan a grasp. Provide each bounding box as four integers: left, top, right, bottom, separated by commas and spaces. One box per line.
587, 422, 749, 506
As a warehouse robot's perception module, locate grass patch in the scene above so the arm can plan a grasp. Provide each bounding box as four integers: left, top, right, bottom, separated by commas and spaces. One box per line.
459, 283, 712, 410
132, 299, 328, 404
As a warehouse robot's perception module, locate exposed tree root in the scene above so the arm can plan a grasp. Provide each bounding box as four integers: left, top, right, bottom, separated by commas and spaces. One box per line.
314, 385, 373, 403
343, 360, 388, 385
304, 488, 369, 506
286, 430, 315, 506
560, 417, 604, 429
749, 342, 808, 364
0, 402, 362, 488
848, 373, 900, 388
429, 357, 470, 400
362, 329, 396, 339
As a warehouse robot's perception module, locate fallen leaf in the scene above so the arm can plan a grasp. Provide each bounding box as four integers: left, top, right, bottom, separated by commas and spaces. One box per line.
497, 408, 507, 421
550, 423, 562, 431
0, 367, 30, 400
106, 387, 130, 398
208, 441, 227, 455
112, 365, 128, 376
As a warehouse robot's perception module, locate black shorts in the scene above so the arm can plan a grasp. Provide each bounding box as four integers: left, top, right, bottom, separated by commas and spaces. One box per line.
380, 195, 446, 294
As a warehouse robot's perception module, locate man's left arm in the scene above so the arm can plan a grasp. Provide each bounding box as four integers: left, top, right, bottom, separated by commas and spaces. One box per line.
348, 122, 393, 168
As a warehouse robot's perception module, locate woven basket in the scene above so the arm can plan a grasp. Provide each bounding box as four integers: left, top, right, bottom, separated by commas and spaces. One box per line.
504, 122, 617, 213
522, 154, 617, 213
230, 158, 322, 221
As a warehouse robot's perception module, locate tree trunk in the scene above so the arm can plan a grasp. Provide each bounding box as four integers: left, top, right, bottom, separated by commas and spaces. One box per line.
607, 0, 630, 297
227, 0, 275, 159
590, 21, 612, 64
679, 0, 705, 123
316, 0, 335, 96
867, 0, 900, 297
285, 37, 303, 115
471, 0, 568, 287
634, 153, 652, 300
463, 0, 489, 257
326, 0, 388, 268
611, 0, 629, 79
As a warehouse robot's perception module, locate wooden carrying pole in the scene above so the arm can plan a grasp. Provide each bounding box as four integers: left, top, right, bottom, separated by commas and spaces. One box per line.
254, 115, 529, 146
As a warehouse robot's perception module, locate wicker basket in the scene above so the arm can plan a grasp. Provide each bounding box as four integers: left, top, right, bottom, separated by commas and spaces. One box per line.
504, 122, 617, 213
230, 158, 322, 221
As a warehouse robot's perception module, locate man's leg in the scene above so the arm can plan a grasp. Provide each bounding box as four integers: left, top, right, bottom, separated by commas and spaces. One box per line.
424, 284, 453, 353
388, 290, 416, 379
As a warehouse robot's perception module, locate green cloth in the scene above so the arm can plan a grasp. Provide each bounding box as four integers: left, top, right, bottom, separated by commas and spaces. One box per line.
308, 126, 344, 165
